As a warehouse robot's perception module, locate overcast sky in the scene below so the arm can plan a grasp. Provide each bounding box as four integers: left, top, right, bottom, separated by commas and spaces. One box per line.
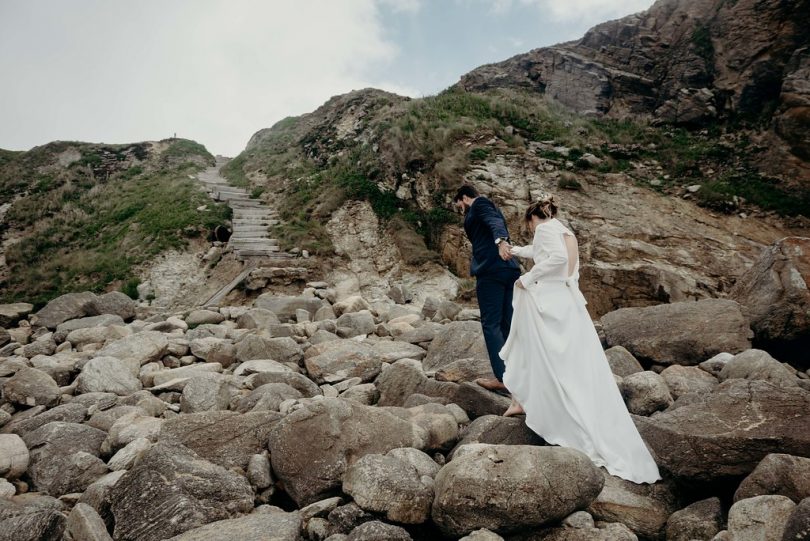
0, 0, 655, 156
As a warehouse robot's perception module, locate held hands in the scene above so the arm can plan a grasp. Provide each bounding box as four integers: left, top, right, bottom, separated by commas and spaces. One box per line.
515, 279, 525, 289
498, 242, 513, 261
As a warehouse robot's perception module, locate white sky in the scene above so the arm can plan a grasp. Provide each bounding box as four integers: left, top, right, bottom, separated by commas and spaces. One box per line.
0, 0, 655, 156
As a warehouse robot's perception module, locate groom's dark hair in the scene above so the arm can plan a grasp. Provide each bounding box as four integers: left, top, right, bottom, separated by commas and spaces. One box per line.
453, 185, 479, 202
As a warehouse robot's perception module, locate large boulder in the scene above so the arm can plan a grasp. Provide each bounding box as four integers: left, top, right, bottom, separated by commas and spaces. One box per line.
33, 292, 96, 329
109, 441, 253, 541
727, 495, 796, 541
0, 302, 33, 327
165, 510, 301, 541
159, 410, 282, 470
342, 453, 433, 524
2, 367, 60, 407
1, 402, 88, 438
66, 502, 112, 541
235, 334, 303, 365
304, 341, 380, 384
719, 349, 799, 387
22, 422, 108, 496
97, 331, 169, 367
734, 453, 810, 503
635, 380, 810, 482
235, 308, 280, 329
268, 398, 427, 506
782, 497, 810, 541
76, 356, 142, 396
431, 444, 604, 537
423, 321, 489, 371
620, 371, 674, 416
450, 415, 544, 458
601, 299, 753, 365
665, 497, 723, 541
374, 358, 458, 407
189, 338, 237, 367
0, 499, 66, 541
85, 291, 137, 321
660, 364, 718, 399
605, 346, 644, 377
0, 434, 29, 479
729, 237, 810, 365
180, 374, 240, 413
587, 471, 681, 539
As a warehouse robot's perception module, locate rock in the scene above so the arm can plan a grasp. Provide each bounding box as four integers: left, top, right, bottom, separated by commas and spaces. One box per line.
21, 337, 56, 358
635, 380, 810, 482
735, 453, 810, 503
254, 294, 323, 323
370, 340, 427, 362
54, 314, 125, 340
450, 415, 545, 458
729, 237, 810, 364
601, 300, 752, 365
0, 328, 8, 348
421, 297, 441, 319
247, 452, 272, 489
85, 291, 136, 321
77, 470, 126, 531
97, 331, 168, 367
236, 308, 281, 329
332, 296, 372, 318
150, 363, 223, 388
699, 352, 735, 377
620, 371, 674, 415
339, 383, 378, 405
388, 285, 413, 305
180, 374, 239, 413
335, 311, 376, 338
720, 349, 799, 387
102, 412, 163, 454
423, 321, 489, 371
0, 498, 66, 541
166, 510, 302, 541
23, 422, 107, 496
2, 402, 88, 437
346, 520, 412, 541
108, 437, 152, 471
66, 502, 112, 541
727, 495, 795, 541
159, 411, 282, 470
268, 398, 427, 506
246, 370, 321, 397
605, 346, 644, 377
432, 444, 604, 537
0, 303, 33, 327
0, 434, 28, 479
66, 325, 130, 348
387, 402, 462, 450
185, 310, 225, 327
450, 382, 512, 419
2, 367, 60, 407
459, 529, 504, 541
0, 479, 13, 499
665, 497, 723, 541
235, 383, 302, 412
109, 441, 253, 541
189, 338, 237, 367
33, 292, 96, 329
236, 334, 303, 364
587, 471, 680, 539
304, 341, 381, 384
781, 497, 810, 541
375, 358, 456, 407
386, 447, 441, 478
343, 453, 433, 523
660, 365, 718, 399
76, 356, 142, 395
435, 357, 495, 383
186, 324, 228, 341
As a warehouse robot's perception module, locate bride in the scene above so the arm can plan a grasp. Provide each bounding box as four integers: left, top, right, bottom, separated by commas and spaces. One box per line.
500, 195, 661, 484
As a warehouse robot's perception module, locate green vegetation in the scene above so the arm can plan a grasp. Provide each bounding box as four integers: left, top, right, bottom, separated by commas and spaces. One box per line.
691, 25, 715, 64
0, 140, 229, 307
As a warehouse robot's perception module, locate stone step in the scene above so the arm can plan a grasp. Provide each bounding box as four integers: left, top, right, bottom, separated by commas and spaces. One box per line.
232, 226, 270, 232
230, 240, 280, 246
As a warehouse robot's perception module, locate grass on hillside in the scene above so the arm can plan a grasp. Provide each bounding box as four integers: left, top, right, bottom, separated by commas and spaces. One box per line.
0, 141, 230, 307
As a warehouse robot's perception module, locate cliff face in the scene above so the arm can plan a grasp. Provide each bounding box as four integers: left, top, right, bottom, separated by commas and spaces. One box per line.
459, 0, 809, 159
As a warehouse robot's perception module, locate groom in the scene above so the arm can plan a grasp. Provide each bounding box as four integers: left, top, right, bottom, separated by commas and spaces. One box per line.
453, 185, 520, 392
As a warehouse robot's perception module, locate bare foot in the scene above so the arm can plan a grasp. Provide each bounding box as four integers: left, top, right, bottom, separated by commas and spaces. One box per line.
503, 403, 525, 417
475, 378, 508, 391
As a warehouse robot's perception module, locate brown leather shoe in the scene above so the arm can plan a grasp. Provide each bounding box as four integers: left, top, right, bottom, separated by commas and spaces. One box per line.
475, 378, 508, 391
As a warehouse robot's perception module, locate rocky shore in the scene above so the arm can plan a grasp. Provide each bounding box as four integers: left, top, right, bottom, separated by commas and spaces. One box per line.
0, 237, 808, 541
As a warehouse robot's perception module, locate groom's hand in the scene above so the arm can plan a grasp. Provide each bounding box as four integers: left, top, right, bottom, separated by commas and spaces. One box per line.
498, 242, 513, 261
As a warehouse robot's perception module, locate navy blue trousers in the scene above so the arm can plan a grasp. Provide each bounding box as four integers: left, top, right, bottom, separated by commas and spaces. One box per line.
476, 268, 520, 381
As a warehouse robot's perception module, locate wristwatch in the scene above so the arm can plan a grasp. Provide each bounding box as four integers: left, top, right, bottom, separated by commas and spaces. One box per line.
494, 237, 510, 245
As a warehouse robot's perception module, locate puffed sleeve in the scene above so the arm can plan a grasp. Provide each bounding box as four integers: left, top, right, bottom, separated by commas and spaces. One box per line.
518, 226, 569, 287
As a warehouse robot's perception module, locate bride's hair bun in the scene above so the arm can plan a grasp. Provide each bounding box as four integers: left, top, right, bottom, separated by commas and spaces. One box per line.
525, 193, 559, 221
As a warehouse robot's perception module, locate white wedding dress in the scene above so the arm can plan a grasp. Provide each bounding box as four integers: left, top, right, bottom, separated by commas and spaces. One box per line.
501, 218, 661, 484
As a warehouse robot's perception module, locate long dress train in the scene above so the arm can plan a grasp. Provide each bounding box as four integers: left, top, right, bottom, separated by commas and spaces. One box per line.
500, 218, 661, 484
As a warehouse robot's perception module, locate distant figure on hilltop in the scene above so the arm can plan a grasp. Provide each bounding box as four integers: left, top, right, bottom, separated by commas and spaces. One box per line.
453, 185, 520, 392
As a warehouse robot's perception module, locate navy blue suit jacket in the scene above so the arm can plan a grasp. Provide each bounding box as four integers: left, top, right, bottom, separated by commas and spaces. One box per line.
464, 197, 519, 277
